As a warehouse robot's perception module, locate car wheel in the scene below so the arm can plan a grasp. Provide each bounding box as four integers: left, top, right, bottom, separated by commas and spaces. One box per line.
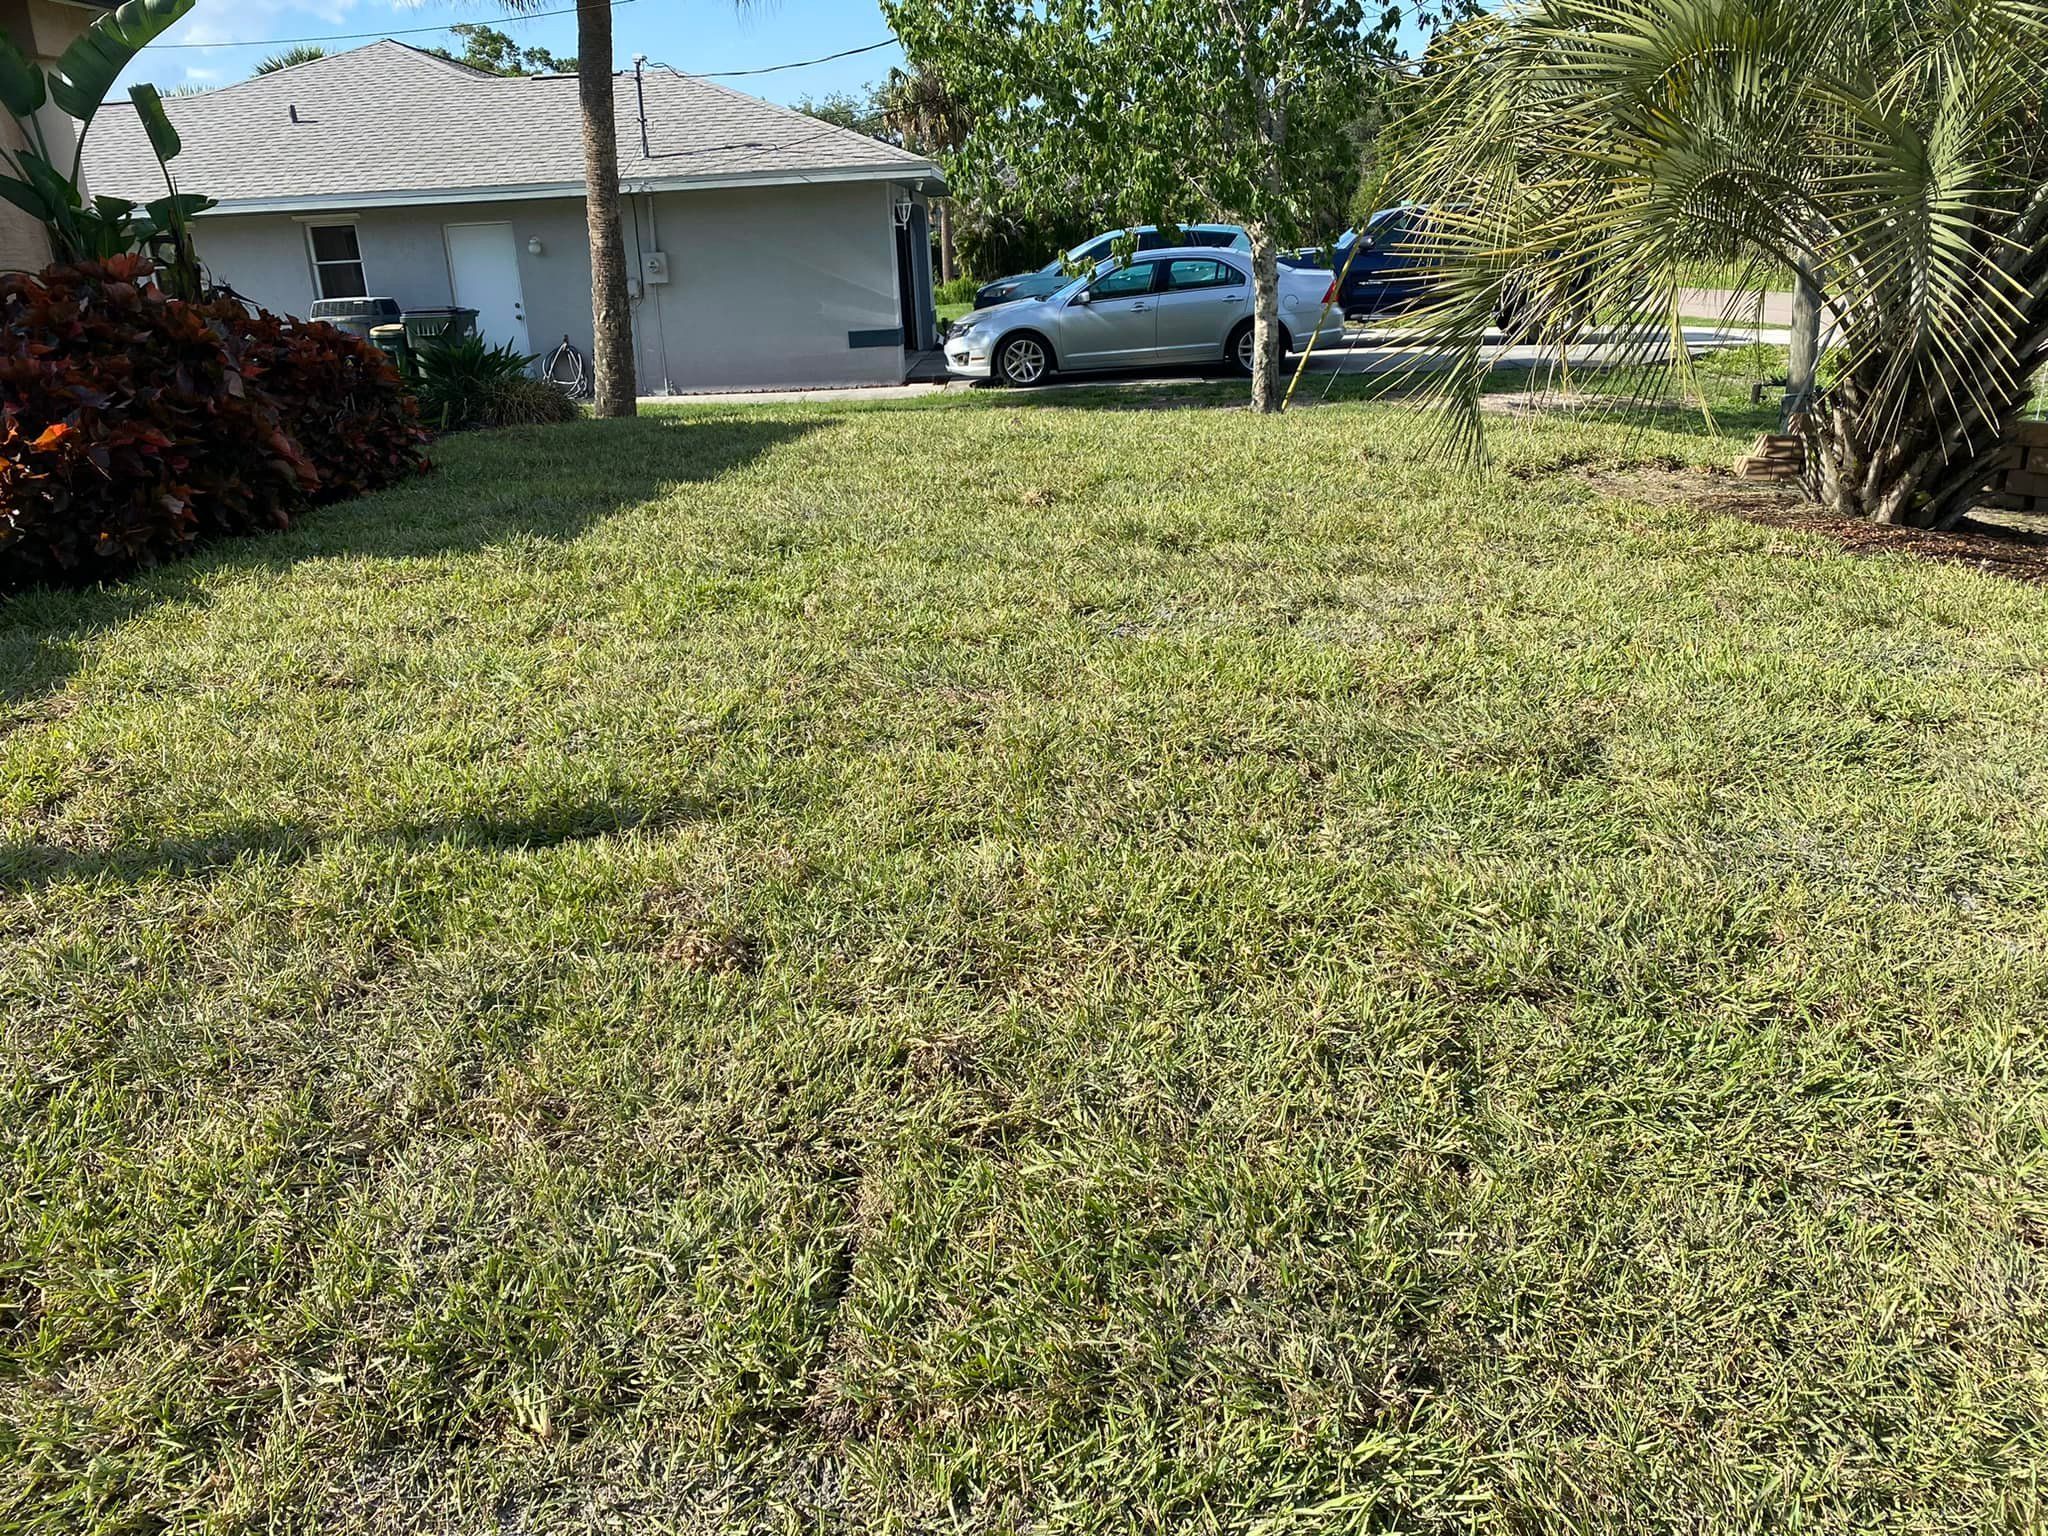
995, 334, 1051, 387
1228, 321, 1291, 376
1228, 322, 1257, 376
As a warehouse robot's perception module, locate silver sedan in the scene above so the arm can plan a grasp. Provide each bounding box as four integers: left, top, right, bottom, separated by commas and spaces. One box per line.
945, 247, 1346, 385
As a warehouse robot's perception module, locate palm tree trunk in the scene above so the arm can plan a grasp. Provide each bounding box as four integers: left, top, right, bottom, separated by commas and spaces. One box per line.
938, 199, 957, 284
1248, 225, 1282, 414
1813, 378, 2031, 527
578, 0, 636, 417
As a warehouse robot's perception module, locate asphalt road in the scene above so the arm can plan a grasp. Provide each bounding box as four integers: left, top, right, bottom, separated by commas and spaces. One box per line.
963, 320, 1787, 397
655, 321, 1788, 407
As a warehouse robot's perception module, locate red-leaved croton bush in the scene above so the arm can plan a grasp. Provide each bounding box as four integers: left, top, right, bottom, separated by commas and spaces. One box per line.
1, 254, 428, 594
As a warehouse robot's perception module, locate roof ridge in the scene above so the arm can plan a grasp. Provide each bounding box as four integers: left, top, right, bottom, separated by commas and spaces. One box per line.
638, 66, 931, 166
383, 38, 505, 79
145, 38, 479, 101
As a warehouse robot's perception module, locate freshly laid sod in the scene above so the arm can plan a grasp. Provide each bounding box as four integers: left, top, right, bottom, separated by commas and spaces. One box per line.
3, 387, 2046, 1533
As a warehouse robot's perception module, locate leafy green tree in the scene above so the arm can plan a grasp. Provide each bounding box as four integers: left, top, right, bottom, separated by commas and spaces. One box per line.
253, 44, 326, 74
884, 0, 1411, 410
794, 86, 883, 134
431, 23, 572, 76
1394, 0, 2048, 527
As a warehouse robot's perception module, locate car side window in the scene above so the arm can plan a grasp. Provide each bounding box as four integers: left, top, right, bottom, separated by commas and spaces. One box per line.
1087, 262, 1159, 299
1136, 231, 1167, 250
1192, 231, 1234, 248
1164, 258, 1243, 292
1074, 236, 1111, 264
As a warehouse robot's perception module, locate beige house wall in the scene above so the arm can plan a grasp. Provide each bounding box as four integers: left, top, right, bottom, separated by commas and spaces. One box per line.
0, 0, 101, 275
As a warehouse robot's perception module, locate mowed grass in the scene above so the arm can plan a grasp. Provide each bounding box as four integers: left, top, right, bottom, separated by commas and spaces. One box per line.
3, 387, 2047, 1534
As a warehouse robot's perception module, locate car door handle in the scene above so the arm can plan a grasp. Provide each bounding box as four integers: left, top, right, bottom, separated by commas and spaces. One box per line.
1129, 302, 1149, 311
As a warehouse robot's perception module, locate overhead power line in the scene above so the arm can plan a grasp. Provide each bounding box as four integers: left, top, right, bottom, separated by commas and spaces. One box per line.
155, 0, 640, 49
150, 3, 900, 76
685, 39, 897, 78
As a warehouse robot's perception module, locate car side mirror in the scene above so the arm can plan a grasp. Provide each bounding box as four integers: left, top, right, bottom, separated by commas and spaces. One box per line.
1072, 288, 1092, 305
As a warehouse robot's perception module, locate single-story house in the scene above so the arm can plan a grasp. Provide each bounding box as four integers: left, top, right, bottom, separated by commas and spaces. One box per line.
81, 40, 947, 392
0, 0, 107, 274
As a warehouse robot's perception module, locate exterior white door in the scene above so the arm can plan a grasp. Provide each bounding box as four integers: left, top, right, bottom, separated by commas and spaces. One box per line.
445, 222, 531, 354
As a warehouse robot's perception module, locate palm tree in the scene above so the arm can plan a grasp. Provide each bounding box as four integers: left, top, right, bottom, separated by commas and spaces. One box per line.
878, 65, 969, 281
572, 0, 634, 417
1392, 0, 2048, 528
253, 45, 326, 75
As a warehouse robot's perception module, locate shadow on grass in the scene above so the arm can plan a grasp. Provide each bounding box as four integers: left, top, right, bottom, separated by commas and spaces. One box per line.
1, 413, 822, 716
0, 797, 722, 894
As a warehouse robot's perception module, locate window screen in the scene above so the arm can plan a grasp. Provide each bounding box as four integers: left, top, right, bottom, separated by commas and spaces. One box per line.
308, 224, 368, 299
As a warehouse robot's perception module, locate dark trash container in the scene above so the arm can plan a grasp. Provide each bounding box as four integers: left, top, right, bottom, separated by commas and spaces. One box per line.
401, 306, 478, 348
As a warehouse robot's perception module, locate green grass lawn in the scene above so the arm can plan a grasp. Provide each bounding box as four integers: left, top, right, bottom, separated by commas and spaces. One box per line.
1678, 259, 1796, 294
4, 384, 2047, 1532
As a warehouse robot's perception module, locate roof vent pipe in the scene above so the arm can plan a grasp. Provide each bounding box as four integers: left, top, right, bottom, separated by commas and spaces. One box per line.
632, 54, 649, 158
288, 104, 299, 123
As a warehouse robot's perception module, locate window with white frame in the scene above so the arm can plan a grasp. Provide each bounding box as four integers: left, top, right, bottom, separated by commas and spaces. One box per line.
307, 223, 368, 299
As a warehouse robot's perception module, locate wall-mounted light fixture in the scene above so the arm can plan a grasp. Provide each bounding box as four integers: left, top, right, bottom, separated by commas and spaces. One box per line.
892, 193, 915, 228
527, 236, 544, 256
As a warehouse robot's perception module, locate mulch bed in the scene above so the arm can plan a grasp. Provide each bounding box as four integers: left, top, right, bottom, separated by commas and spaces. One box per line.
1591, 465, 2048, 586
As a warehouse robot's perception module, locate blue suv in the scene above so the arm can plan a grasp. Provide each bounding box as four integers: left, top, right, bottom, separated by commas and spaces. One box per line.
1328, 205, 1436, 322
1326, 205, 1583, 329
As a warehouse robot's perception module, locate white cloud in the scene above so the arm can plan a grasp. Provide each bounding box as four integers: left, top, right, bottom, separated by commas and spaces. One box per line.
172, 0, 368, 48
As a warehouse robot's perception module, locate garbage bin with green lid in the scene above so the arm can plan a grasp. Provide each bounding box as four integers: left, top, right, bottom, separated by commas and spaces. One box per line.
401, 307, 478, 348
369, 323, 411, 375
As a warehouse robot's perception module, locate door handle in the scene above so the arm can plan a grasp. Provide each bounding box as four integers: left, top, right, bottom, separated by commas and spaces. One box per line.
1130, 302, 1149, 311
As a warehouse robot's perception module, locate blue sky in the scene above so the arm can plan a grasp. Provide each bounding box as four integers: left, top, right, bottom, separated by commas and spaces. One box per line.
123, 0, 906, 101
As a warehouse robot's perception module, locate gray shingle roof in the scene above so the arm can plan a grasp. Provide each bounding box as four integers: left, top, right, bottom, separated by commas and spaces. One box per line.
84, 40, 940, 210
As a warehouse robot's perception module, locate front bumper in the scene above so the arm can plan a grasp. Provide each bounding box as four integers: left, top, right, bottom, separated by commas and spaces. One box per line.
945, 337, 994, 379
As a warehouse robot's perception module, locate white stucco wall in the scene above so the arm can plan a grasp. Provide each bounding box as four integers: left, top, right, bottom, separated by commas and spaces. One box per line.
0, 0, 93, 276
192, 198, 593, 361
628, 181, 908, 392
186, 180, 918, 392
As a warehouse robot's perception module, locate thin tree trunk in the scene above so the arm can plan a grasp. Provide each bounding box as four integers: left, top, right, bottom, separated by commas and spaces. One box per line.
938, 199, 957, 284
579, 0, 636, 417
1784, 259, 1822, 433
1249, 225, 1281, 413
